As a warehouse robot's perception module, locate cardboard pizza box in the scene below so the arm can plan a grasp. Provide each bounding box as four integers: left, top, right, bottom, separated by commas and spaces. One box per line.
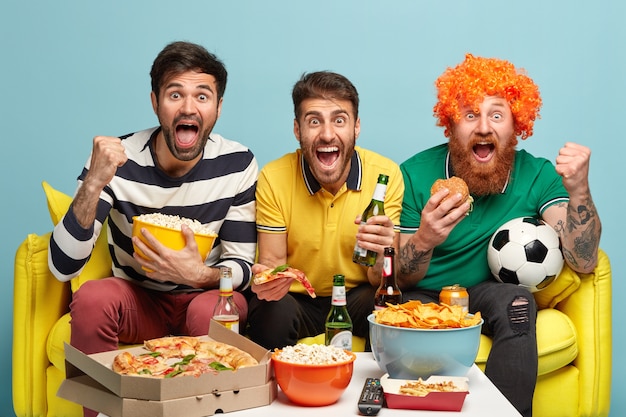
59, 320, 273, 402
58, 374, 277, 417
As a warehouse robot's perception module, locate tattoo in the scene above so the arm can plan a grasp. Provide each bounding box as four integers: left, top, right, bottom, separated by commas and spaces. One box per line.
553, 220, 565, 235
399, 241, 431, 275
574, 219, 600, 269
555, 198, 601, 271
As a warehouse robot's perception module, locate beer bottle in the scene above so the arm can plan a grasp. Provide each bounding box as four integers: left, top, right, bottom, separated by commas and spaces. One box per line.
212, 267, 240, 333
353, 173, 388, 267
374, 247, 402, 310
325, 274, 353, 351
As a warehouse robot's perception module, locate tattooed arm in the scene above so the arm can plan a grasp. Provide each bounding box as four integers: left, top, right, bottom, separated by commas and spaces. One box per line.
542, 143, 602, 273
397, 188, 471, 288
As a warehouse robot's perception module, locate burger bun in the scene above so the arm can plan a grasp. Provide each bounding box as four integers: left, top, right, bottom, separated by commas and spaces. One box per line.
430, 176, 473, 209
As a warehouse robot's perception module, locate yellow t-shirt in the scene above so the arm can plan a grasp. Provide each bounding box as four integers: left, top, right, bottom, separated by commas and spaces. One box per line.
256, 146, 404, 297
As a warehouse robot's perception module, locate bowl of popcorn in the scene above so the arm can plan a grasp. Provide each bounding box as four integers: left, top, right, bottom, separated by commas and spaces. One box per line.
271, 343, 356, 406
132, 213, 217, 263
368, 300, 483, 379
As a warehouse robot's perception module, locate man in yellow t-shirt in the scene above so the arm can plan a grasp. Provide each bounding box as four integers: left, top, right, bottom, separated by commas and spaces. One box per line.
247, 71, 404, 350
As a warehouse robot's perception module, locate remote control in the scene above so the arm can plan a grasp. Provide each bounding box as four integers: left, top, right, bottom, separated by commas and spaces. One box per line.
358, 377, 384, 415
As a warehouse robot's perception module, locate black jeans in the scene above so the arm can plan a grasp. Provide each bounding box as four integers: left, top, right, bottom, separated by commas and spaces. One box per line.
246, 283, 376, 351
402, 280, 537, 417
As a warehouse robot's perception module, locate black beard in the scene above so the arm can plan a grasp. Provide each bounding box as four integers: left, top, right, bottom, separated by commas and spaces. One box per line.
161, 126, 209, 162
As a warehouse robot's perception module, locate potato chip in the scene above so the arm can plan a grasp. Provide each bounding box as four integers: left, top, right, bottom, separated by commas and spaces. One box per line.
374, 300, 481, 329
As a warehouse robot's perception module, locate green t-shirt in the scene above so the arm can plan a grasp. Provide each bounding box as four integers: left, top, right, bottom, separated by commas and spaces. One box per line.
400, 144, 568, 291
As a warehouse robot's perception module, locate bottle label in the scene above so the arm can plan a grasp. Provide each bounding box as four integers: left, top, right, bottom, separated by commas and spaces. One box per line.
329, 330, 352, 351
219, 277, 233, 292
353, 240, 367, 257
383, 256, 392, 276
331, 286, 347, 306
372, 183, 387, 202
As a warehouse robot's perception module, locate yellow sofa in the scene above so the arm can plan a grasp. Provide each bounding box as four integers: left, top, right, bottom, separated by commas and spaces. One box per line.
13, 183, 612, 417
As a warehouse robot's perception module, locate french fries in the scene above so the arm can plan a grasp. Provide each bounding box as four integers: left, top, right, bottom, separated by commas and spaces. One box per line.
373, 300, 481, 329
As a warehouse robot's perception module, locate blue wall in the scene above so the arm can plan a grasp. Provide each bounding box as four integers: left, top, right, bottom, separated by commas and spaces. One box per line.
2, 1, 623, 416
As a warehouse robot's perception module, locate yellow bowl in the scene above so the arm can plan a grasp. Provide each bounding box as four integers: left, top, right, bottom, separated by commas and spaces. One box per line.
271, 349, 356, 406
132, 216, 217, 262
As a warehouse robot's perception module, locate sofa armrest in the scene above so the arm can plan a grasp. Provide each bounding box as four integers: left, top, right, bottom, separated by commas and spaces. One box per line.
13, 232, 71, 417
556, 249, 612, 417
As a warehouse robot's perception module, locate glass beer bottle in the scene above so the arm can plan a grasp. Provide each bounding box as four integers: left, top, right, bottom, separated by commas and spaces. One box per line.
325, 274, 353, 351
212, 267, 240, 333
353, 173, 389, 267
374, 247, 402, 310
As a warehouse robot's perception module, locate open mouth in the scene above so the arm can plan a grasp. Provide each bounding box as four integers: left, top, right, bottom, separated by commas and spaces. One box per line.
316, 146, 340, 167
472, 142, 495, 162
175, 123, 199, 148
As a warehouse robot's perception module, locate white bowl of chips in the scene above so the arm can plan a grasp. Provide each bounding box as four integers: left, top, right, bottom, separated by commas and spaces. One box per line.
368, 301, 483, 379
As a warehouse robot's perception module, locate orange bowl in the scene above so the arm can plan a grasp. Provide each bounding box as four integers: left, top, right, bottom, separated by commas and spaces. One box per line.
132, 215, 217, 263
271, 349, 356, 406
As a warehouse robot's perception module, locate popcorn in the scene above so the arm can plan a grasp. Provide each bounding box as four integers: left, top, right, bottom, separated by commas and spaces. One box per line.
135, 213, 216, 235
274, 344, 352, 365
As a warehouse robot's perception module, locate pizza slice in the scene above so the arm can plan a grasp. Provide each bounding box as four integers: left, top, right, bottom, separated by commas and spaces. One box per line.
113, 350, 173, 377
253, 264, 317, 298
196, 340, 258, 369
144, 336, 198, 359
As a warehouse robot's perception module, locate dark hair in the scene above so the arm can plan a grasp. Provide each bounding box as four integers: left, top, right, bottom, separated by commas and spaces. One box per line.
292, 71, 359, 120
150, 41, 227, 101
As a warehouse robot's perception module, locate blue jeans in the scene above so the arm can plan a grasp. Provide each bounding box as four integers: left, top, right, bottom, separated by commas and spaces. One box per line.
402, 280, 537, 417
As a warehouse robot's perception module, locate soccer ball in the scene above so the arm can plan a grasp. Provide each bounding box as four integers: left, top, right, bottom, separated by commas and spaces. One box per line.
487, 217, 564, 292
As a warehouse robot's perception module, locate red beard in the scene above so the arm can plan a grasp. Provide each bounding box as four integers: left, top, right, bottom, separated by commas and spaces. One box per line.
448, 134, 517, 196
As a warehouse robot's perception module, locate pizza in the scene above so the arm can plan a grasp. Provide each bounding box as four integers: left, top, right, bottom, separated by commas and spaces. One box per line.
253, 264, 317, 298
112, 336, 258, 378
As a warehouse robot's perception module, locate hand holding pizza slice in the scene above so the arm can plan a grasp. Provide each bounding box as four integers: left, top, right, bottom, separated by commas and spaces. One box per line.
253, 264, 317, 298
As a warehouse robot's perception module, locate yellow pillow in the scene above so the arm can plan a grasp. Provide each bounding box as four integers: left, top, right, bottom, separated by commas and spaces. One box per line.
42, 181, 112, 292
533, 263, 581, 309
42, 181, 73, 225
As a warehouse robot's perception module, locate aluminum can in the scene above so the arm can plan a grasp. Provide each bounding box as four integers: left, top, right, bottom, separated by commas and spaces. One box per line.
439, 284, 469, 313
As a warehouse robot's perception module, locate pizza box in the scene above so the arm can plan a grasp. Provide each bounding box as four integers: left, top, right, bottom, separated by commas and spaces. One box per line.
58, 320, 273, 402
58, 374, 277, 417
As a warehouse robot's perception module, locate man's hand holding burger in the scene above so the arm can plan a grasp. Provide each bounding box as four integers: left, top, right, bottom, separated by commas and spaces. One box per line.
419, 177, 473, 249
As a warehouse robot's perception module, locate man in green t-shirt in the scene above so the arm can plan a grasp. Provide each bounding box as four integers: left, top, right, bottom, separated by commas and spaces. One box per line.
397, 54, 601, 417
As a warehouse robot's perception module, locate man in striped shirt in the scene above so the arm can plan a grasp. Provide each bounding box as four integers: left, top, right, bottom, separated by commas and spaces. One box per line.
48, 42, 257, 411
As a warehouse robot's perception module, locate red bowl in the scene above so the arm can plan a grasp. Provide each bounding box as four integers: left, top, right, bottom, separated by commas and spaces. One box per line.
381, 374, 469, 411
271, 350, 356, 406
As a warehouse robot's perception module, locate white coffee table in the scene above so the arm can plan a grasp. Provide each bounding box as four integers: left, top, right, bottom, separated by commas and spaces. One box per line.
227, 352, 522, 416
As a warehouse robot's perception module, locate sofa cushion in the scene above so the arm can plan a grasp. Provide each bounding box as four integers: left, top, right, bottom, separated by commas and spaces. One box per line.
475, 308, 577, 376
535, 308, 578, 375
47, 313, 71, 371
534, 263, 581, 310
42, 181, 112, 292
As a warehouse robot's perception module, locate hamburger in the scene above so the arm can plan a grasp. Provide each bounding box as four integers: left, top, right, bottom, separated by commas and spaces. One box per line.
430, 176, 474, 211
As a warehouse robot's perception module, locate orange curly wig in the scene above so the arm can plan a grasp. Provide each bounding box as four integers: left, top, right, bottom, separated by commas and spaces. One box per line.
434, 54, 542, 140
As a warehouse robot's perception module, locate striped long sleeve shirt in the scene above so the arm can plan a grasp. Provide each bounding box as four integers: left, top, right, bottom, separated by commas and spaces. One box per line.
48, 127, 258, 291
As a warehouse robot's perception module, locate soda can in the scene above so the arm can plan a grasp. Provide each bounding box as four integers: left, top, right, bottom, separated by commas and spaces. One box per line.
439, 284, 469, 313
